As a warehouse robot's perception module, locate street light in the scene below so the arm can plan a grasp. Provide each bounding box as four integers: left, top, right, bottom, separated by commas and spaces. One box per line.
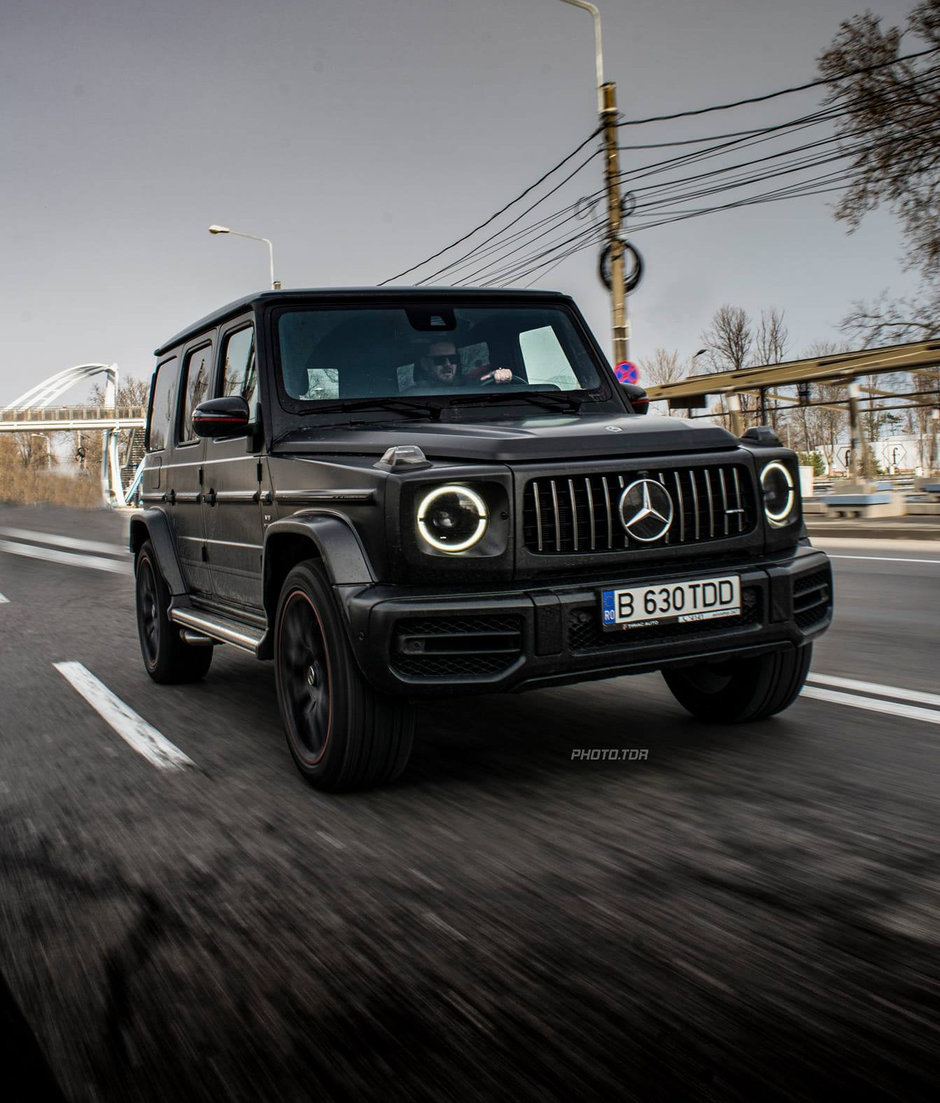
208, 225, 281, 290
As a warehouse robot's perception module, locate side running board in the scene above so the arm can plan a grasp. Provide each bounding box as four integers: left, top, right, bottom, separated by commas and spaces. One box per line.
169, 607, 265, 655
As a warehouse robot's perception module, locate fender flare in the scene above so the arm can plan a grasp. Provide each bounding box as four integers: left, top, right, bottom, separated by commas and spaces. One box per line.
263, 511, 375, 589
128, 509, 187, 595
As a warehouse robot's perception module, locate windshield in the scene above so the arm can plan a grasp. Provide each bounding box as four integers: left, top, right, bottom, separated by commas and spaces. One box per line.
275, 304, 604, 409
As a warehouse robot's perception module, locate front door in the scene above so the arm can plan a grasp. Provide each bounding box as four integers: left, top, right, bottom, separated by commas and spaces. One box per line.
201, 322, 265, 610
169, 339, 213, 594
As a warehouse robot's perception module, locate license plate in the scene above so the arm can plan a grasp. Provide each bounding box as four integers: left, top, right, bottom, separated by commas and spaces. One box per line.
601, 575, 741, 630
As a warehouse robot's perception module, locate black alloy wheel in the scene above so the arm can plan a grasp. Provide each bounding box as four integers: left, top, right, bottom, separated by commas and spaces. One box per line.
135, 541, 213, 683
277, 587, 333, 768
274, 561, 414, 791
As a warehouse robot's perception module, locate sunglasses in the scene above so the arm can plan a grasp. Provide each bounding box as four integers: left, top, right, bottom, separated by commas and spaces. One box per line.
429, 353, 458, 366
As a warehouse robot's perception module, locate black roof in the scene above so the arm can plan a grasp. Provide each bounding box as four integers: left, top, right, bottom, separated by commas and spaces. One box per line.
153, 286, 573, 356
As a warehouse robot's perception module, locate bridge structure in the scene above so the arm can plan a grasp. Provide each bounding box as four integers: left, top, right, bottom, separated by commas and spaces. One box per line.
1, 364, 146, 507
645, 338, 940, 479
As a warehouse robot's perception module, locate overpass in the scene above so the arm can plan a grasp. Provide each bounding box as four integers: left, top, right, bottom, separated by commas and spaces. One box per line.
1, 364, 146, 506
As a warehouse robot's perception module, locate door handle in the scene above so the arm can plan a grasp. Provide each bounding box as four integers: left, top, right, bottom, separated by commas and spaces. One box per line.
204, 488, 217, 506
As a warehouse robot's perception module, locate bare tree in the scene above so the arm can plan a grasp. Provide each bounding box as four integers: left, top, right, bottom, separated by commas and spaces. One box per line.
700, 305, 757, 421
841, 288, 940, 345
636, 348, 686, 386
820, 2, 940, 342
819, 0, 940, 281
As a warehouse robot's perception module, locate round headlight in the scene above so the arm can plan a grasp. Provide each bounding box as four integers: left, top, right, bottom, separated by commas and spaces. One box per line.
760, 461, 795, 524
417, 485, 488, 552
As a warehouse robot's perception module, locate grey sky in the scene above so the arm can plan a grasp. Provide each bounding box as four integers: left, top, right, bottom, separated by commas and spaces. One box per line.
0, 0, 921, 405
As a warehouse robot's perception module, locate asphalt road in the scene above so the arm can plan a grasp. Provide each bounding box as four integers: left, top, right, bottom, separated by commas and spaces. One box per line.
1, 504, 938, 1102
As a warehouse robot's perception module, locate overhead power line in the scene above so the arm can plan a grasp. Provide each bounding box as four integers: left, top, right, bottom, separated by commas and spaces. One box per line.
614, 43, 940, 128
378, 127, 601, 285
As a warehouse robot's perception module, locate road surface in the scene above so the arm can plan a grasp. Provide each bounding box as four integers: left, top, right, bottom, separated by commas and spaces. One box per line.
1, 504, 938, 1101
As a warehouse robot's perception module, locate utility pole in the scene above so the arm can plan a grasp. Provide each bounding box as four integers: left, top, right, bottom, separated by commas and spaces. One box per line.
560, 1, 629, 364
601, 81, 629, 365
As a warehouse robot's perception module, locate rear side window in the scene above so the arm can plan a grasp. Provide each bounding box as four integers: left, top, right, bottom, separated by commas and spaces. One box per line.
147, 357, 178, 451
179, 342, 213, 443
218, 325, 257, 410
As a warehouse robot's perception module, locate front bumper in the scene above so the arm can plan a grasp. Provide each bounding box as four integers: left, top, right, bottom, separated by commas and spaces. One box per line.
341, 545, 832, 696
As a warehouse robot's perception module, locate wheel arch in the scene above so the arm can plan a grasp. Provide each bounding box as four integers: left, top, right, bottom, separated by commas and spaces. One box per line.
262, 514, 376, 653
129, 509, 186, 595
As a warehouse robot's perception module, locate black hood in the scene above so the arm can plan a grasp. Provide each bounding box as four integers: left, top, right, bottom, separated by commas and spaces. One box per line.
272, 413, 738, 463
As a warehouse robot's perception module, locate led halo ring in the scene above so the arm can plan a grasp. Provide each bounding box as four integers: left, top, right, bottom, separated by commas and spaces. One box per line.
416, 484, 488, 552
760, 461, 795, 524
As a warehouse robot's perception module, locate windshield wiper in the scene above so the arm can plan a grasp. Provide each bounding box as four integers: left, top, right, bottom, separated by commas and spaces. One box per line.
332, 397, 444, 420
446, 390, 585, 413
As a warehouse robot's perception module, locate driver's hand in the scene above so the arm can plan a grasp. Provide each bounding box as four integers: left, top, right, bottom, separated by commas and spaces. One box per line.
481, 367, 513, 384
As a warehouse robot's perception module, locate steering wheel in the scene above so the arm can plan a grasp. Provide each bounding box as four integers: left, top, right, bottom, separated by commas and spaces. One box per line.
480, 372, 527, 386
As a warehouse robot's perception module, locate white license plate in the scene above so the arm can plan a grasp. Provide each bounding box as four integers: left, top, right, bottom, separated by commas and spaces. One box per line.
601, 575, 741, 630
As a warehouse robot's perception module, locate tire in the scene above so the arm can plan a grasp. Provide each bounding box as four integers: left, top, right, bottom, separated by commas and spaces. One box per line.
135, 541, 213, 684
662, 644, 812, 724
274, 560, 414, 791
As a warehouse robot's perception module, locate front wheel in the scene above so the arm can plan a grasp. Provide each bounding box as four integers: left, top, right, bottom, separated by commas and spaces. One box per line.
662, 645, 812, 723
274, 561, 414, 791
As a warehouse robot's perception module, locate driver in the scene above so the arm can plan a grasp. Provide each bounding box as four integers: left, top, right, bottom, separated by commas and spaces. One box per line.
407, 341, 513, 390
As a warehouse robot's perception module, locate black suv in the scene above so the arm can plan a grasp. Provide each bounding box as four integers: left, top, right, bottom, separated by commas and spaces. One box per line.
131, 288, 832, 789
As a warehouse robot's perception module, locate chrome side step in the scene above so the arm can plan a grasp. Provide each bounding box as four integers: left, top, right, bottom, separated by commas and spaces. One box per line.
169, 608, 265, 655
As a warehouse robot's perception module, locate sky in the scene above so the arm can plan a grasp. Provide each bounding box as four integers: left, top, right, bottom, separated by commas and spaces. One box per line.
0, 0, 925, 407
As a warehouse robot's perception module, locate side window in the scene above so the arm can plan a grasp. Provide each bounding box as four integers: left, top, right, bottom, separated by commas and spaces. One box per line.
147, 357, 178, 451
179, 342, 213, 444
218, 325, 257, 410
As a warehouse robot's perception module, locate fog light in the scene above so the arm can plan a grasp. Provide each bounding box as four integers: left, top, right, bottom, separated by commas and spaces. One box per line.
417, 485, 488, 552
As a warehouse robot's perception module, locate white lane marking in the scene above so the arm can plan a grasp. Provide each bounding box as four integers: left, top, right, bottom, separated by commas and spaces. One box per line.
807, 673, 940, 710
828, 554, 940, 566
0, 591, 8, 603
54, 662, 196, 770
801, 686, 940, 727
0, 526, 127, 557
812, 537, 940, 553
0, 539, 131, 574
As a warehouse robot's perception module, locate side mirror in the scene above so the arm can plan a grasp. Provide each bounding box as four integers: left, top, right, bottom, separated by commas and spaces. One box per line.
192, 396, 250, 438
620, 382, 649, 415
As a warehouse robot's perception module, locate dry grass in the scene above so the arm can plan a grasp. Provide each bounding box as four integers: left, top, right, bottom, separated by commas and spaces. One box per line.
0, 464, 104, 508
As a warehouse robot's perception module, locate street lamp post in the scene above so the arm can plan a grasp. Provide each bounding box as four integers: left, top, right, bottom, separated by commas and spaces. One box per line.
208, 225, 281, 290
559, 1, 629, 365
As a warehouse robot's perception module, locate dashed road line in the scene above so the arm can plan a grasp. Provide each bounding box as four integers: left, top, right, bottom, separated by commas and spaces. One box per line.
54, 662, 196, 770
0, 591, 8, 603
0, 527, 127, 557
807, 673, 940, 710
802, 678, 940, 728
0, 539, 131, 574
827, 554, 940, 566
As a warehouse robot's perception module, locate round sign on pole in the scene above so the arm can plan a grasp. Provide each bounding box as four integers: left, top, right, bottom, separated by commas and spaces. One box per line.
615, 361, 639, 385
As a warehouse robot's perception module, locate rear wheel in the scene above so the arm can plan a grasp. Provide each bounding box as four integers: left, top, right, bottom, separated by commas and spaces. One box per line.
135, 541, 213, 683
274, 560, 414, 791
662, 644, 812, 723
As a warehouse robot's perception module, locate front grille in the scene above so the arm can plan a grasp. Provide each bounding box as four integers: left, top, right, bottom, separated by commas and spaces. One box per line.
523, 464, 756, 554
392, 615, 523, 678
568, 585, 763, 651
793, 568, 832, 630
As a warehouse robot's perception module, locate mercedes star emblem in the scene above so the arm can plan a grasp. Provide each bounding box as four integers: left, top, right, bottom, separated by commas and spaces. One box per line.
618, 478, 674, 542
